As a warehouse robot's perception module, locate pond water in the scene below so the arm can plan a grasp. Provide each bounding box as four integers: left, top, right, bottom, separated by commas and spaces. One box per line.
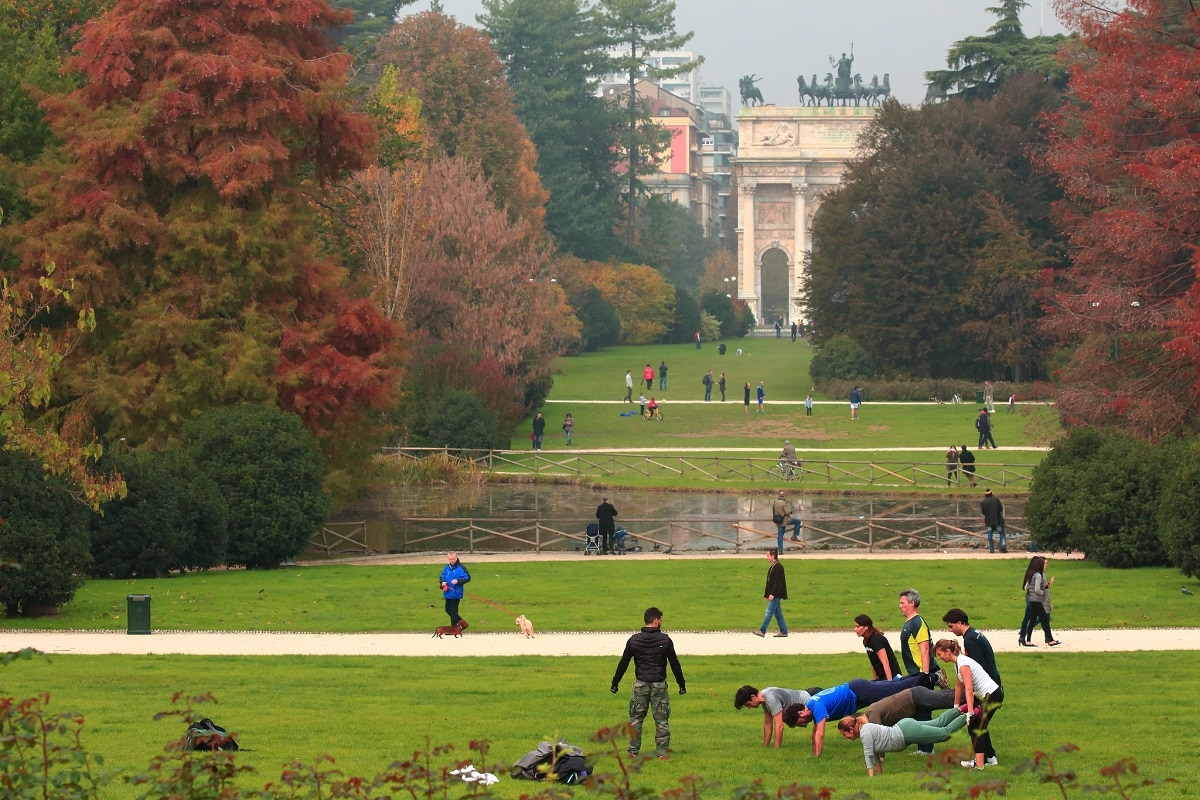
331, 484, 1026, 555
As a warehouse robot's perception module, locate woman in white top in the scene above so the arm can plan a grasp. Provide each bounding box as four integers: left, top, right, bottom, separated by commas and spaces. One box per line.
934, 638, 1004, 771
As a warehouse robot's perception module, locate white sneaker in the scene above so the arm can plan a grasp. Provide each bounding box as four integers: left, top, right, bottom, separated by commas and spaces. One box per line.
986, 756, 999, 766
960, 760, 983, 769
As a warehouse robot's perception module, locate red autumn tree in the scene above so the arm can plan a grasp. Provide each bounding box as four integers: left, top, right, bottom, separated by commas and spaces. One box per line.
373, 10, 547, 229
13, 0, 403, 482
1043, 0, 1200, 438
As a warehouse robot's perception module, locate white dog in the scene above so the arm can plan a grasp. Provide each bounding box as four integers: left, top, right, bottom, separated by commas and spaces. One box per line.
515, 614, 535, 638
735, 348, 743, 356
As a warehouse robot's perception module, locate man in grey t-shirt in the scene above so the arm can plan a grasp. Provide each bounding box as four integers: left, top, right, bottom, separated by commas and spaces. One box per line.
734, 685, 813, 747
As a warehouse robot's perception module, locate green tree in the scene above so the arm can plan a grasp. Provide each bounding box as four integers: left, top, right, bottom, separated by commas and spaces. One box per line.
809, 334, 877, 383
0, 445, 92, 615
924, 0, 1068, 100
805, 76, 1064, 378
184, 406, 330, 570
413, 389, 502, 451
328, 0, 415, 75
594, 0, 700, 245
566, 285, 621, 353
89, 449, 228, 578
1158, 439, 1200, 578
630, 194, 716, 293
1026, 427, 1170, 568
480, 0, 626, 260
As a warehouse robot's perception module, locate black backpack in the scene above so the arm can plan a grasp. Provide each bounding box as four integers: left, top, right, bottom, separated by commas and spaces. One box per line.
511, 740, 588, 783
184, 718, 239, 751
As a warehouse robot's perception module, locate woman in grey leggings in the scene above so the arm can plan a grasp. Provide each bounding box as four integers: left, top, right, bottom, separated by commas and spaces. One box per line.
837, 709, 967, 776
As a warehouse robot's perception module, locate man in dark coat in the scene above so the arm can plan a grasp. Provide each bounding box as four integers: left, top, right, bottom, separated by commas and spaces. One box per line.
611, 607, 686, 760
980, 489, 1006, 553
753, 548, 788, 638
596, 496, 618, 555
976, 408, 997, 449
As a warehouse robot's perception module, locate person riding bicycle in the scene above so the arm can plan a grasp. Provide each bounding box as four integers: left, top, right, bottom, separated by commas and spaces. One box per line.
779, 440, 800, 477
645, 397, 660, 419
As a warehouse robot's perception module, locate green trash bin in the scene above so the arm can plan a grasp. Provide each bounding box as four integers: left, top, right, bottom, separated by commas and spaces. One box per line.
975, 390, 985, 405
127, 594, 151, 635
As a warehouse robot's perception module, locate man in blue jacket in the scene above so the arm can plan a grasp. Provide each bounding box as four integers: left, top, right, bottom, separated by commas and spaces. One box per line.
439, 551, 471, 628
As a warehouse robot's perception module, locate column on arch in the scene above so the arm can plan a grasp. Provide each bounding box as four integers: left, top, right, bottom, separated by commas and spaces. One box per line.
790, 180, 808, 325
738, 181, 758, 320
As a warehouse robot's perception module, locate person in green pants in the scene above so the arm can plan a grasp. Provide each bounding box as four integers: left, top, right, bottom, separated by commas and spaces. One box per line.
836, 708, 968, 776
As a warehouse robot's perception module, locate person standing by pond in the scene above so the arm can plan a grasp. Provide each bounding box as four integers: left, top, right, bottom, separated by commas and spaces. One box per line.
439, 551, 471, 629
596, 496, 618, 556
980, 489, 1006, 553
531, 413, 546, 451
959, 444, 976, 488
946, 445, 959, 486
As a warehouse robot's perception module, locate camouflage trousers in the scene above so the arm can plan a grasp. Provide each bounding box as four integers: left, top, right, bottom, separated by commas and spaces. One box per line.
627, 681, 670, 756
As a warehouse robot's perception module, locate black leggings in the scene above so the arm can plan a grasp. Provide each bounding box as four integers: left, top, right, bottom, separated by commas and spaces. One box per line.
969, 687, 1003, 758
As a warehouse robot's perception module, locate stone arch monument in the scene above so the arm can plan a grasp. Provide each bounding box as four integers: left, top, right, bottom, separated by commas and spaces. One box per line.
733, 106, 876, 326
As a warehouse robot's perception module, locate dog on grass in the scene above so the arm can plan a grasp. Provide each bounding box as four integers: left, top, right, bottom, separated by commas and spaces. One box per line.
515, 614, 535, 638
433, 623, 464, 638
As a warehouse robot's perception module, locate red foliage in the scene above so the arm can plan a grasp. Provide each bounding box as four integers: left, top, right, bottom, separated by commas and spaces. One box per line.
1042, 0, 1200, 438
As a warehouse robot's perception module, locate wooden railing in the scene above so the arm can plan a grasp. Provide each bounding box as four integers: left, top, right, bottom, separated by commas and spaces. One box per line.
308, 521, 374, 556
383, 447, 1035, 490
389, 516, 1029, 555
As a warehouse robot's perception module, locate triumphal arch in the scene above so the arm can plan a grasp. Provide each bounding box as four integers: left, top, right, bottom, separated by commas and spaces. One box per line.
733, 106, 876, 326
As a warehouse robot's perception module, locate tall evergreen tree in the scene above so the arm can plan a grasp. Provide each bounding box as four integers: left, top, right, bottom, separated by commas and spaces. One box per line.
480, 0, 626, 260
594, 0, 699, 246
925, 0, 1068, 100
327, 0, 415, 76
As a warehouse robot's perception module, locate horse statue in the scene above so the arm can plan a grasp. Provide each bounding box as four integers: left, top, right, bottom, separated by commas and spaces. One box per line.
871, 73, 891, 104
797, 74, 813, 106
739, 74, 765, 107
866, 75, 881, 105
851, 73, 866, 106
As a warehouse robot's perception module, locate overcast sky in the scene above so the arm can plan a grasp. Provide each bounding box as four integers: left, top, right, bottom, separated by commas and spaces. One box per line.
416, 0, 1071, 106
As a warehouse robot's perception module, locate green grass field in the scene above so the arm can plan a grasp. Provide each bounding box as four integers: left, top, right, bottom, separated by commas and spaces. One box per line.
9, 560, 1198, 632
497, 339, 1060, 492
2, 651, 1190, 800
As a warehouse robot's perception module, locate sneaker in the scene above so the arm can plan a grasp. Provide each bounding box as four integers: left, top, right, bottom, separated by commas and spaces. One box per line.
657, 755, 670, 761
935, 670, 951, 690
752, 630, 765, 637
773, 632, 788, 638
961, 760, 983, 769
986, 757, 999, 766
627, 749, 639, 757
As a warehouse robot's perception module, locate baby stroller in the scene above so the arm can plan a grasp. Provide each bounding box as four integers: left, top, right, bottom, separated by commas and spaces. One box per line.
584, 522, 601, 555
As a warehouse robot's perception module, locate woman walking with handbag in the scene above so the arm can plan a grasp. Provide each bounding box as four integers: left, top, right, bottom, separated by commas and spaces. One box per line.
1019, 556, 1061, 647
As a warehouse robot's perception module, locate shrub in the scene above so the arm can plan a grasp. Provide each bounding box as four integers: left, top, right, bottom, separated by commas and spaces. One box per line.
0, 447, 92, 615
90, 450, 229, 578
184, 406, 330, 569
412, 390, 503, 451
809, 334, 877, 382
699, 310, 721, 343
568, 286, 620, 353
1156, 440, 1200, 578
1027, 427, 1170, 567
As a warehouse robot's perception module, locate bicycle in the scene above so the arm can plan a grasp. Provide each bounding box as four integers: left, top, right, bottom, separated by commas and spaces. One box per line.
642, 407, 664, 421
777, 459, 802, 481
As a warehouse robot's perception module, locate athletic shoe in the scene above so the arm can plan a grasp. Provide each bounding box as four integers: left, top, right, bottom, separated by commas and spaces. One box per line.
773, 632, 788, 637
627, 749, 639, 757
935, 669, 951, 690
986, 757, 999, 766
961, 760, 983, 769
657, 755, 670, 761
752, 630, 765, 637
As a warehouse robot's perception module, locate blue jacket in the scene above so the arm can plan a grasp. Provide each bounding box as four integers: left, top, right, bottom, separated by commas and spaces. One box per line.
440, 561, 471, 599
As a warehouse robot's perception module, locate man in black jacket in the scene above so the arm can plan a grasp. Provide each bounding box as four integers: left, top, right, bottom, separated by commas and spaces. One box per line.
595, 497, 618, 555
611, 607, 686, 760
753, 549, 788, 638
980, 489, 1006, 553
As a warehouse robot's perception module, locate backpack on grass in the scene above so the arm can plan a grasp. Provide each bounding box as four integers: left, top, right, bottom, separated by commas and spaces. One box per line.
184, 718, 239, 751
511, 740, 589, 783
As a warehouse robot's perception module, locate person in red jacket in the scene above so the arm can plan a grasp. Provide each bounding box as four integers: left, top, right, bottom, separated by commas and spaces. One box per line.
643, 363, 655, 390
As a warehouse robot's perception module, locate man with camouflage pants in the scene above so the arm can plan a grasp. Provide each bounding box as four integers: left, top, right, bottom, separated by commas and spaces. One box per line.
611, 607, 687, 760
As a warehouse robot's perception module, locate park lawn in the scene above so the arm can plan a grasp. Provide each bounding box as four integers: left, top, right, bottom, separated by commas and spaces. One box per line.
1, 651, 1191, 800
549, 337, 820, 403
519, 395, 1058, 453
6, 560, 1198, 632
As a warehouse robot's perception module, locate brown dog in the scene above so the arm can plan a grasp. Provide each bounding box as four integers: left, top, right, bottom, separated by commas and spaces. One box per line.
433, 624, 464, 638
515, 614, 535, 638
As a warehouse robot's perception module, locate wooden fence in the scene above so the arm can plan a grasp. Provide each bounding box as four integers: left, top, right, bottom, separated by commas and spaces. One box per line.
388, 516, 1028, 555
383, 447, 1034, 490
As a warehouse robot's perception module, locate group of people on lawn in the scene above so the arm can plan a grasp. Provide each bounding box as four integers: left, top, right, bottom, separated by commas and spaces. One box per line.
737, 590, 1004, 776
